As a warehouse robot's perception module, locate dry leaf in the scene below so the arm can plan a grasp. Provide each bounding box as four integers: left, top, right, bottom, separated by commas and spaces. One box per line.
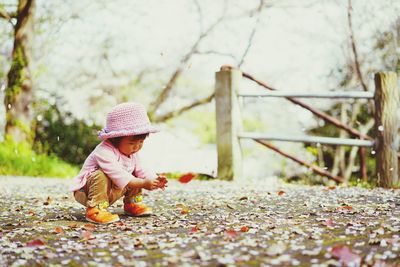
324, 219, 334, 227
190, 226, 199, 233
68, 223, 79, 228
54, 226, 64, 234
178, 173, 196, 183
43, 196, 53, 205
225, 229, 238, 238
83, 223, 96, 231
81, 230, 93, 240
240, 226, 249, 232
176, 203, 190, 214
331, 245, 361, 265
26, 239, 45, 247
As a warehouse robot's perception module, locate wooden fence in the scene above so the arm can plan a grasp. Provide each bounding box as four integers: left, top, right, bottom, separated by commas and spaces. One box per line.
215, 66, 399, 188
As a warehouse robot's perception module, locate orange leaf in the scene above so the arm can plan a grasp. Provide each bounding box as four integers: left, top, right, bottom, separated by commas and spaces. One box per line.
277, 190, 285, 196
83, 223, 96, 231
54, 226, 64, 234
178, 173, 195, 183
240, 226, 249, 232
327, 186, 336, 190
337, 205, 353, 211
26, 239, 45, 247
68, 223, 79, 228
181, 207, 189, 214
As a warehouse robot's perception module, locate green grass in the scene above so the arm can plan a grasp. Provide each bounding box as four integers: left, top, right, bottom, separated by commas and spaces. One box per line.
0, 137, 79, 178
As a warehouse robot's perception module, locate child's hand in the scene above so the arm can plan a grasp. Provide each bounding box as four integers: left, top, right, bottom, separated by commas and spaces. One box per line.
156, 175, 168, 190
143, 178, 159, 191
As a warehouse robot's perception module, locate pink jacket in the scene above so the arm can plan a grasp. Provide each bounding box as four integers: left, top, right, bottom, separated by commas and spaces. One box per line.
70, 140, 157, 192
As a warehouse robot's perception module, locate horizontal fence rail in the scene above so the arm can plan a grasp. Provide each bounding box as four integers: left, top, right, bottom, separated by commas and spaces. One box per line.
237, 90, 375, 99
239, 132, 375, 147
215, 66, 399, 187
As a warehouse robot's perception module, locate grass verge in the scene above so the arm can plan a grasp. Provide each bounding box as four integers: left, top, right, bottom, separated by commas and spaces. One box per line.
0, 137, 78, 178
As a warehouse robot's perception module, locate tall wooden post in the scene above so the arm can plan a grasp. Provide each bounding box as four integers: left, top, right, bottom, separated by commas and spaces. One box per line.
215, 66, 243, 180
374, 72, 399, 188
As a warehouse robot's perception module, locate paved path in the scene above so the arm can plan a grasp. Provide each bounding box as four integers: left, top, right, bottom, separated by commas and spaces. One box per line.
0, 176, 399, 266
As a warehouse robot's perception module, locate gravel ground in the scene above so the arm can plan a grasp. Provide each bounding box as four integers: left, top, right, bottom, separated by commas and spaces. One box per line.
0, 176, 399, 267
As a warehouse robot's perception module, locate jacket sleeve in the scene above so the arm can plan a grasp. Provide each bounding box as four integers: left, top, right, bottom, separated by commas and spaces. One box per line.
94, 147, 134, 189
133, 154, 157, 179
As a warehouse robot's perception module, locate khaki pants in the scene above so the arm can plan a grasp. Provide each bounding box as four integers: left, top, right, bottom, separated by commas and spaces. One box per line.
74, 170, 141, 208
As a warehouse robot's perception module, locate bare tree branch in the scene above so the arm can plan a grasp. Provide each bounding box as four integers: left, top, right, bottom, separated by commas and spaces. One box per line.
153, 92, 215, 123
344, 117, 374, 179
149, 0, 269, 119
0, 6, 17, 27
192, 0, 203, 34
224, 1, 271, 20
148, 13, 225, 116
347, 0, 368, 92
0, 9, 11, 20
238, 0, 264, 67
195, 50, 238, 61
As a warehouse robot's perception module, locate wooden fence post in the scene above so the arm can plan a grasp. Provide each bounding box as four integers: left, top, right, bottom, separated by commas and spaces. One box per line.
374, 72, 399, 188
215, 66, 243, 180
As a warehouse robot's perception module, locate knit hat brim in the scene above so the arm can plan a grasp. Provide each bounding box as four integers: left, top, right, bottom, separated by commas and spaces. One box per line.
97, 125, 159, 140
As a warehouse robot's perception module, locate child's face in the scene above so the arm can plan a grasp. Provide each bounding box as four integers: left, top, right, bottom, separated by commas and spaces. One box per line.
118, 136, 145, 156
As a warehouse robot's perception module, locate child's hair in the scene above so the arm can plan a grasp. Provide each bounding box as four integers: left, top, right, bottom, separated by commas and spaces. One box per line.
108, 134, 149, 148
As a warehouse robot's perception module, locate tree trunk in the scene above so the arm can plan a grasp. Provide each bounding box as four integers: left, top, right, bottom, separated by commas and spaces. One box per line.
4, 0, 36, 143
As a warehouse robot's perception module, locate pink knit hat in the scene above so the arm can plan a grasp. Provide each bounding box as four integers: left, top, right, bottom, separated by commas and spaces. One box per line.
98, 102, 159, 140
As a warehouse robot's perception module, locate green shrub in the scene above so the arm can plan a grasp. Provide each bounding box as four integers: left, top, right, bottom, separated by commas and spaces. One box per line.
0, 136, 78, 178
34, 103, 101, 165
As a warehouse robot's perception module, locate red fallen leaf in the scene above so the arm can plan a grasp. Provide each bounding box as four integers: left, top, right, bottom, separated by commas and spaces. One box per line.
54, 226, 64, 234
331, 245, 361, 265
27, 211, 35, 216
190, 226, 199, 233
240, 226, 249, 232
26, 239, 45, 247
225, 229, 238, 238
178, 173, 195, 183
277, 190, 285, 196
325, 219, 334, 227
